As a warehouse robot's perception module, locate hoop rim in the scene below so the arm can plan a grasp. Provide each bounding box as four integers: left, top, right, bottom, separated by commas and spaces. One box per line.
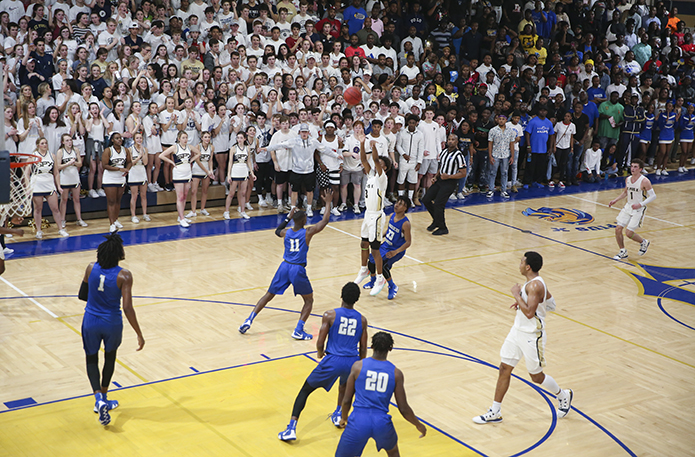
9, 152, 41, 168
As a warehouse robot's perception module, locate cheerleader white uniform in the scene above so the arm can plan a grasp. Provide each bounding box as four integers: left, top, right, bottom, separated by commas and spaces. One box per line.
33, 151, 57, 197
128, 145, 148, 185
172, 144, 193, 183
58, 148, 81, 188
230, 145, 250, 181
639, 113, 654, 144
143, 115, 162, 154
192, 144, 212, 178
679, 113, 695, 143
182, 110, 201, 146
102, 146, 128, 187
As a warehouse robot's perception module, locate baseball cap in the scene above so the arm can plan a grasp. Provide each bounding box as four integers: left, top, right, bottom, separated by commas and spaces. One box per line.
129, 22, 139, 29
585, 59, 595, 66
299, 123, 310, 132
189, 24, 200, 32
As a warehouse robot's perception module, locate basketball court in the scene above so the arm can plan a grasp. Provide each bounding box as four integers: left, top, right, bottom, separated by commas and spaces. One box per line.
1, 175, 694, 456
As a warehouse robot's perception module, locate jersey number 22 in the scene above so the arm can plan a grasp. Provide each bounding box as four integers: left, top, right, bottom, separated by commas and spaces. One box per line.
338, 317, 357, 336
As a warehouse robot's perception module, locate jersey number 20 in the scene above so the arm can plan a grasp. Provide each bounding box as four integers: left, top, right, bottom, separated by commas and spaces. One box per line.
365, 370, 389, 393
338, 317, 357, 336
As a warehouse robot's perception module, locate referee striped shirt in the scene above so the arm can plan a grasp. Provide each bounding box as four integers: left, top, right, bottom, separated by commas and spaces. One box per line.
438, 148, 466, 178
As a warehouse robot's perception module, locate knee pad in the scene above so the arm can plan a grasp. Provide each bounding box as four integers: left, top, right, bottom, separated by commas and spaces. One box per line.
86, 353, 99, 365
104, 350, 117, 364
370, 240, 381, 250
368, 262, 376, 274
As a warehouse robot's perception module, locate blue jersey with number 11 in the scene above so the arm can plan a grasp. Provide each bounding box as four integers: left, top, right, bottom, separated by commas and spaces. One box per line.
284, 228, 308, 264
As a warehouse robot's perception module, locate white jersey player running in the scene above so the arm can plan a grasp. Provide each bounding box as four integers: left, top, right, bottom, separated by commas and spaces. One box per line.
608, 159, 655, 260
353, 131, 392, 297
472, 251, 573, 424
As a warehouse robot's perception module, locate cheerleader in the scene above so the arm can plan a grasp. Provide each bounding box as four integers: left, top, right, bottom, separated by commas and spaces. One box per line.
143, 102, 163, 191
56, 134, 88, 228
124, 102, 143, 149
243, 125, 259, 212
160, 131, 201, 228
31, 138, 68, 239
65, 103, 86, 161
639, 103, 655, 165
102, 132, 132, 233
159, 97, 183, 191
224, 132, 256, 220
188, 131, 215, 218
678, 103, 695, 173
128, 132, 150, 223
181, 98, 202, 147
655, 101, 678, 175
202, 102, 229, 186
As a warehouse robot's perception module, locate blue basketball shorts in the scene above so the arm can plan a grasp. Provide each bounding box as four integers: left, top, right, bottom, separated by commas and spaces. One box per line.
268, 261, 313, 296
369, 249, 405, 269
306, 354, 359, 391
335, 408, 397, 457
81, 312, 123, 355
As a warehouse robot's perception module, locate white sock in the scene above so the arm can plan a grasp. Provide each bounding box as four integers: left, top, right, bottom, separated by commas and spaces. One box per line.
540, 374, 561, 396
376, 274, 384, 283
398, 190, 405, 196
408, 190, 414, 200
491, 401, 502, 414
359, 266, 368, 273
266, 192, 272, 201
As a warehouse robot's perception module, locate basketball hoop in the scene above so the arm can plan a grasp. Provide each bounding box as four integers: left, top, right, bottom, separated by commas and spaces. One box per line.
0, 152, 39, 227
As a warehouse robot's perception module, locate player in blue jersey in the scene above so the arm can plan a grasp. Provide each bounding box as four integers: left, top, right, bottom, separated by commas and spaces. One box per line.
78, 233, 145, 426
336, 331, 426, 457
278, 282, 369, 441
362, 196, 412, 300
239, 189, 333, 340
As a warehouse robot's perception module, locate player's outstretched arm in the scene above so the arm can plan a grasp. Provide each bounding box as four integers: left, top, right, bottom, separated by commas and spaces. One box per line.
119, 269, 145, 351
274, 207, 296, 238
339, 361, 361, 427
371, 141, 385, 176
608, 179, 629, 207
393, 368, 427, 438
358, 316, 368, 359
316, 310, 335, 359
307, 189, 333, 238
78, 262, 95, 301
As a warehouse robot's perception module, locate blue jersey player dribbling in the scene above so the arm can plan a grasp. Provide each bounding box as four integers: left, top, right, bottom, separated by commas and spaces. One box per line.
336, 332, 427, 457
279, 282, 369, 441
362, 196, 412, 300
78, 233, 145, 426
239, 190, 333, 340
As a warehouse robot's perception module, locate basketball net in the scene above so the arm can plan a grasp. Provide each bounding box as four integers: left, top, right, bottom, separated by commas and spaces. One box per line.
0, 64, 36, 226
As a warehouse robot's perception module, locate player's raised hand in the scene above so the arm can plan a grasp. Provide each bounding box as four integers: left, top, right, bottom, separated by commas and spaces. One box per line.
321, 188, 333, 204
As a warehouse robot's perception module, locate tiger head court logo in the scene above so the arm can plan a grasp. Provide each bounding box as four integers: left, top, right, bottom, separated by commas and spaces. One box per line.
522, 207, 595, 225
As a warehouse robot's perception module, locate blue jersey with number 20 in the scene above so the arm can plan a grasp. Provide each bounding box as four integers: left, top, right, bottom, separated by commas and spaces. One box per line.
353, 358, 396, 414
283, 228, 308, 264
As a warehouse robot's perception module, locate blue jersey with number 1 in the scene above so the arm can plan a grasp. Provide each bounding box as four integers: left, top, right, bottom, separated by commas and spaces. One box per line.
283, 228, 308, 264
86, 263, 123, 319
327, 308, 363, 357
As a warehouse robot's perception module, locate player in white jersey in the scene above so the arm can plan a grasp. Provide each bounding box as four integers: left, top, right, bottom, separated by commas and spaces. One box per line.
353, 130, 392, 297
473, 252, 573, 424
608, 159, 655, 260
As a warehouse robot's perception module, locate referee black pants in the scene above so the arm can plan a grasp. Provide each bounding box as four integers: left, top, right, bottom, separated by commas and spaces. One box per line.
422, 178, 457, 230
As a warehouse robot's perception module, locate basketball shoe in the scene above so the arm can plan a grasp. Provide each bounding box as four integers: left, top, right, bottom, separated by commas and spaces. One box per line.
472, 408, 502, 424
239, 319, 253, 334
95, 393, 111, 426
557, 389, 574, 418
639, 239, 650, 256
278, 421, 297, 441
354, 266, 370, 284
292, 329, 313, 340
613, 248, 628, 260
370, 275, 387, 296
330, 407, 342, 426
387, 283, 399, 300
362, 276, 376, 289
93, 399, 119, 413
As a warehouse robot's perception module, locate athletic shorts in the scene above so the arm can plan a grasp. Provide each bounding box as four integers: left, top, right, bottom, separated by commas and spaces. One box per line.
500, 326, 546, 375
370, 249, 405, 270
306, 354, 359, 391
418, 158, 439, 175
397, 162, 418, 185
341, 169, 362, 186
268, 261, 313, 296
616, 205, 646, 231
361, 210, 385, 243
335, 408, 398, 457
275, 170, 290, 185
290, 171, 315, 193
81, 312, 123, 355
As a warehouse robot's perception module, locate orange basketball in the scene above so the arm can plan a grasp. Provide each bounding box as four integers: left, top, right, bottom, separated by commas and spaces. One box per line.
344, 86, 362, 105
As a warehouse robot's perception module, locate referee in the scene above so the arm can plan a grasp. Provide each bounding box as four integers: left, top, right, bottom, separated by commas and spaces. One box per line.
422, 133, 467, 236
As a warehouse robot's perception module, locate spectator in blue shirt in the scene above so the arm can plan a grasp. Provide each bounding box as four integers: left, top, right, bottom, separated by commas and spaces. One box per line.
343, 0, 367, 36
523, 106, 555, 188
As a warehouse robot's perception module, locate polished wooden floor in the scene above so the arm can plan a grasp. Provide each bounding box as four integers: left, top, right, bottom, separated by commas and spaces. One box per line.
1, 179, 693, 456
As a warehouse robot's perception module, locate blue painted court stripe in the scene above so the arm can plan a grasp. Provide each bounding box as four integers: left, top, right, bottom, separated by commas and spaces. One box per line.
260, 354, 270, 360
4, 171, 691, 261
189, 367, 199, 373
4, 397, 37, 409
112, 382, 122, 388
570, 405, 638, 457
658, 298, 695, 331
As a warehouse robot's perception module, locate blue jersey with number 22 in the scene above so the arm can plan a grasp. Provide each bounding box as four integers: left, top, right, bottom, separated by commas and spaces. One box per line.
283, 228, 308, 264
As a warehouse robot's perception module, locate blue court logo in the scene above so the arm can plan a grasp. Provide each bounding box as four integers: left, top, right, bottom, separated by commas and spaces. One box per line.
522, 207, 595, 225
620, 263, 695, 307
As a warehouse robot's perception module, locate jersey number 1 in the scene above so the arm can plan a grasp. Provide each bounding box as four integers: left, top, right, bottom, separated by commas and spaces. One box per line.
98, 274, 106, 292
338, 317, 357, 336
365, 370, 389, 393
289, 238, 300, 252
